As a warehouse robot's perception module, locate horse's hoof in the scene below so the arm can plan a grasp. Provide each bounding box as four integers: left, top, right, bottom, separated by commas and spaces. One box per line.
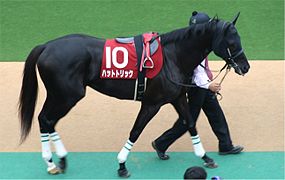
118, 168, 131, 178
204, 161, 218, 168
58, 157, 67, 173
48, 167, 61, 175
202, 154, 218, 168
57, 167, 65, 174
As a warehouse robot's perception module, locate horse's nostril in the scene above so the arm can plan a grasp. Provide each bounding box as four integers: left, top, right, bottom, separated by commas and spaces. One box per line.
243, 65, 249, 73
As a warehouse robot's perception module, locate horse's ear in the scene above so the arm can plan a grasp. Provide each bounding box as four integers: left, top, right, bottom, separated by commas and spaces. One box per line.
209, 14, 218, 24
232, 12, 240, 25
211, 14, 218, 21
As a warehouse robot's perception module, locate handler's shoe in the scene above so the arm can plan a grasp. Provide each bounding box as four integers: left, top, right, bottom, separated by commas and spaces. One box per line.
151, 141, 169, 160
219, 145, 244, 155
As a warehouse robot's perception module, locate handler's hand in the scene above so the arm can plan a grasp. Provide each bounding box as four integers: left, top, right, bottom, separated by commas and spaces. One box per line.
209, 83, 221, 93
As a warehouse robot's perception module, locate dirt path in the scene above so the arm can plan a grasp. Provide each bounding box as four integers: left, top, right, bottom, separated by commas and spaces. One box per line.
0, 61, 284, 152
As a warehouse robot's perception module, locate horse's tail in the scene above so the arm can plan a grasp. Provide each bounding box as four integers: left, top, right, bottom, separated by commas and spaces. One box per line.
18, 45, 45, 143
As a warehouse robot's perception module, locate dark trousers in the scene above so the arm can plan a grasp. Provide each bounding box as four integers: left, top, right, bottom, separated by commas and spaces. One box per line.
155, 87, 234, 152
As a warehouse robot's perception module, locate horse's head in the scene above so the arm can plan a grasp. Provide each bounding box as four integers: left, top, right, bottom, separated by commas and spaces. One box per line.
212, 13, 250, 75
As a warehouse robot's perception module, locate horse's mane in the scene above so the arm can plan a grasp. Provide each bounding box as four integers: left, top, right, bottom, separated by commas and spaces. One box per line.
160, 27, 190, 45
160, 18, 220, 46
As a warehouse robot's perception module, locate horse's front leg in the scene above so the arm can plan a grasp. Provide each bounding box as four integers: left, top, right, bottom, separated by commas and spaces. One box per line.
117, 103, 161, 177
171, 93, 218, 168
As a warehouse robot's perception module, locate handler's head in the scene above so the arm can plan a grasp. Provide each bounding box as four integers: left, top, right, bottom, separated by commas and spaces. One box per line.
189, 11, 210, 25
184, 166, 207, 180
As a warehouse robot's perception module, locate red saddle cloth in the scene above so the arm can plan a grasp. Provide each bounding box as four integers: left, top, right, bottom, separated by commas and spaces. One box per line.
100, 33, 163, 79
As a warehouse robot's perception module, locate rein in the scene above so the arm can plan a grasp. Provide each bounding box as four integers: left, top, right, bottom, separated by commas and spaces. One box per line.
215, 64, 231, 100
166, 62, 230, 88
165, 59, 233, 101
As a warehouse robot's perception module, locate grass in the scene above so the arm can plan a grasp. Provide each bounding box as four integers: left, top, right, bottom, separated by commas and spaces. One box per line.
0, 0, 284, 61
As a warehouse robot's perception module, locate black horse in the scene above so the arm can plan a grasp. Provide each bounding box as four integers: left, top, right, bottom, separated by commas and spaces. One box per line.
19, 14, 249, 177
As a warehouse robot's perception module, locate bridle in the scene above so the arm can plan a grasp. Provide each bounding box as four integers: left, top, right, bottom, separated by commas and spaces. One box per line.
166, 46, 243, 100
214, 21, 245, 75
165, 20, 245, 100
226, 47, 244, 75
209, 47, 244, 100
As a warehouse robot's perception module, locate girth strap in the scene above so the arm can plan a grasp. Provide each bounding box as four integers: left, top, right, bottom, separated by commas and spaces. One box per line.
134, 35, 146, 101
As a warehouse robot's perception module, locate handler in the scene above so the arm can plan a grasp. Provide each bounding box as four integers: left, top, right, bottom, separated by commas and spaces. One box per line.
152, 11, 243, 160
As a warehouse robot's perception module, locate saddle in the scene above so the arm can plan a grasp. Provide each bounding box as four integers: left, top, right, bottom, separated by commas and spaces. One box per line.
115, 32, 160, 70
115, 35, 159, 56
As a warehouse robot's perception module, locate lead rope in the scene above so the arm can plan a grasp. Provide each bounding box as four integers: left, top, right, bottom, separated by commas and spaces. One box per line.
215, 65, 231, 101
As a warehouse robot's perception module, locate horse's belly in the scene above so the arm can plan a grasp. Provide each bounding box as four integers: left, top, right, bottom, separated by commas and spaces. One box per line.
89, 79, 136, 100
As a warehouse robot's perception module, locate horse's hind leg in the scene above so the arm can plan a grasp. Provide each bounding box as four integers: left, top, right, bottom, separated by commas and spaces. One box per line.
38, 91, 84, 174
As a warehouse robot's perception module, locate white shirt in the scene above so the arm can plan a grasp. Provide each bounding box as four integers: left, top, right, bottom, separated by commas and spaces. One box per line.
192, 59, 211, 89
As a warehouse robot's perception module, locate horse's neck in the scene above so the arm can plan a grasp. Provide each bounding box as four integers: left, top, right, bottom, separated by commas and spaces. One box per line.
179, 38, 211, 67
162, 27, 213, 76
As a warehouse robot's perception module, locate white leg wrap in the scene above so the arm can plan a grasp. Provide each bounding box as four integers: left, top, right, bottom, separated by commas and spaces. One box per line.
41, 133, 52, 161
191, 135, 205, 158
41, 133, 56, 171
50, 132, 68, 158
117, 139, 134, 163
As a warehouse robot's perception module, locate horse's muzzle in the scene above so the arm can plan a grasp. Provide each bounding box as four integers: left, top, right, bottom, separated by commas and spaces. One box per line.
234, 63, 250, 75
234, 53, 250, 75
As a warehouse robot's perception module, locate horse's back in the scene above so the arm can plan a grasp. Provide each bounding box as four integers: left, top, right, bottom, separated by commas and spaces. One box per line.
40, 34, 103, 62
37, 34, 102, 71
36, 34, 104, 97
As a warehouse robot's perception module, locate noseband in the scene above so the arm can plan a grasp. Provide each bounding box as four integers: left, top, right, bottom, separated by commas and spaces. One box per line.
226, 47, 244, 75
